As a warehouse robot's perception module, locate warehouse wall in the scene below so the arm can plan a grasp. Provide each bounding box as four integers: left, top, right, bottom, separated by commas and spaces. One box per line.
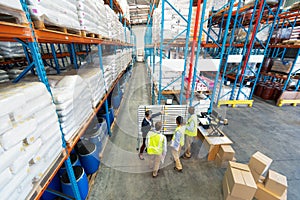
132, 25, 146, 56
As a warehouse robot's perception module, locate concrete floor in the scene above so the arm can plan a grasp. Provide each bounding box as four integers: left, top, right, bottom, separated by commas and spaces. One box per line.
89, 62, 300, 200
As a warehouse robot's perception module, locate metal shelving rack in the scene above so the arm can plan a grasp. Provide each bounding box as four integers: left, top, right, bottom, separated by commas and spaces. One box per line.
197, 0, 284, 108
0, 0, 134, 199
261, 8, 300, 106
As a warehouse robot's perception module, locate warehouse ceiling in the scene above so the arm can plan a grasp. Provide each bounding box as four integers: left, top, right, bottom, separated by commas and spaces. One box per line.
128, 0, 152, 25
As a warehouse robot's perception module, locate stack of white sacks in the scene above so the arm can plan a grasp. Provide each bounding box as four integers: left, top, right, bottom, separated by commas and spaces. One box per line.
78, 67, 106, 108
102, 54, 116, 90
104, 5, 126, 42
0, 42, 24, 58
27, 0, 80, 31
152, 0, 191, 43
77, 0, 109, 37
0, 82, 62, 199
0, 70, 9, 83
118, 0, 130, 22
50, 75, 93, 141
214, 84, 251, 103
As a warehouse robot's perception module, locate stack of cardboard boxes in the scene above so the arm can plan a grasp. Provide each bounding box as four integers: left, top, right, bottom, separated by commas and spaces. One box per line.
255, 171, 287, 200
215, 145, 236, 168
248, 151, 273, 182
223, 162, 257, 200
223, 151, 288, 200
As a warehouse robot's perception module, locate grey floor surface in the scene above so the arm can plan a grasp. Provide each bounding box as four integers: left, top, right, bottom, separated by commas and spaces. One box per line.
89, 62, 300, 200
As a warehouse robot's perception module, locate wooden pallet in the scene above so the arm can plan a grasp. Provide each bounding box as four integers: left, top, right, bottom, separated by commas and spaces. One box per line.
33, 20, 81, 36
80, 30, 101, 39
282, 40, 300, 45
277, 99, 300, 107
0, 5, 28, 25
217, 100, 254, 108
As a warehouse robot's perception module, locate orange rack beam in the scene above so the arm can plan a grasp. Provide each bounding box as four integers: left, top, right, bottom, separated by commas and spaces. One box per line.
0, 22, 33, 42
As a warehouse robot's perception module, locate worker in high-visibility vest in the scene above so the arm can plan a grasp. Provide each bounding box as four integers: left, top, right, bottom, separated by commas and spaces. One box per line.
184, 107, 198, 159
170, 116, 185, 172
146, 121, 167, 178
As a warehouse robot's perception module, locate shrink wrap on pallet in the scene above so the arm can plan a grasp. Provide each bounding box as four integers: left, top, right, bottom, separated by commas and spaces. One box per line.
0, 82, 63, 199
27, 0, 80, 31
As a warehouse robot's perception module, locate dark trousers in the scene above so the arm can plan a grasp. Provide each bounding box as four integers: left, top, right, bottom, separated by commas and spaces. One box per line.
139, 138, 146, 154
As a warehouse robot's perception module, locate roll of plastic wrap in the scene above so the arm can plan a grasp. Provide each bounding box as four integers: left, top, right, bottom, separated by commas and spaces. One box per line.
0, 117, 37, 150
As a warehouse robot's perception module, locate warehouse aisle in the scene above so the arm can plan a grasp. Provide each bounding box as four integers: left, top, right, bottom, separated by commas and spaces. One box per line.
89, 62, 300, 200
89, 62, 224, 200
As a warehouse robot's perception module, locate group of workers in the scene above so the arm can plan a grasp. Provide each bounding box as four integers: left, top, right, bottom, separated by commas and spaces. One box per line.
138, 107, 198, 178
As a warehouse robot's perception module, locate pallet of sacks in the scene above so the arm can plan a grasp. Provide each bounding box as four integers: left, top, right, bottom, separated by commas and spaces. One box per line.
0, 82, 62, 199
222, 151, 288, 200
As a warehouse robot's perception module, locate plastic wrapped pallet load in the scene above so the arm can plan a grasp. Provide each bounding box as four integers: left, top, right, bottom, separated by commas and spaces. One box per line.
77, 0, 108, 37
27, 0, 80, 31
0, 69, 9, 83
0, 82, 63, 199
0, 42, 25, 58
78, 68, 106, 108
51, 75, 93, 141
0, 0, 28, 24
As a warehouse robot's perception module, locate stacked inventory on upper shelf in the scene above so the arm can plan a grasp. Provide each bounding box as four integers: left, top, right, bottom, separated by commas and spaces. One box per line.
254, 2, 300, 107
0, 0, 135, 199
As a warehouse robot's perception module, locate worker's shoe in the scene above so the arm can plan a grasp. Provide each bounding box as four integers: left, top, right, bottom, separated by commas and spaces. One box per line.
182, 155, 191, 160
174, 167, 183, 172
152, 174, 158, 178
138, 154, 145, 160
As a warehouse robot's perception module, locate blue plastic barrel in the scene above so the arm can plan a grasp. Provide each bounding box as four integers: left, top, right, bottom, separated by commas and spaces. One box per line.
61, 166, 88, 200
112, 94, 120, 109
59, 153, 81, 175
76, 141, 100, 175
41, 173, 61, 200
82, 123, 103, 153
98, 108, 114, 126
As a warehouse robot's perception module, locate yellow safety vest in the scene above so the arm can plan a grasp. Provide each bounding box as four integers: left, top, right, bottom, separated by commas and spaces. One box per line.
185, 114, 197, 137
172, 126, 185, 147
147, 131, 164, 155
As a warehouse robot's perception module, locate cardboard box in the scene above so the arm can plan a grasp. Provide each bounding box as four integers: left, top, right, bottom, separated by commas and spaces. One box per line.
249, 151, 273, 175
215, 153, 229, 168
225, 161, 257, 200
265, 170, 288, 197
255, 182, 287, 200
251, 169, 263, 183
223, 175, 245, 200
219, 145, 235, 161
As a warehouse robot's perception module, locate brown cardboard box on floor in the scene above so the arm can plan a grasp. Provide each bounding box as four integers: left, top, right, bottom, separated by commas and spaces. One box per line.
249, 151, 273, 175
251, 169, 263, 183
225, 161, 257, 200
264, 170, 288, 197
219, 145, 235, 161
223, 175, 245, 200
255, 182, 287, 200
215, 153, 229, 168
